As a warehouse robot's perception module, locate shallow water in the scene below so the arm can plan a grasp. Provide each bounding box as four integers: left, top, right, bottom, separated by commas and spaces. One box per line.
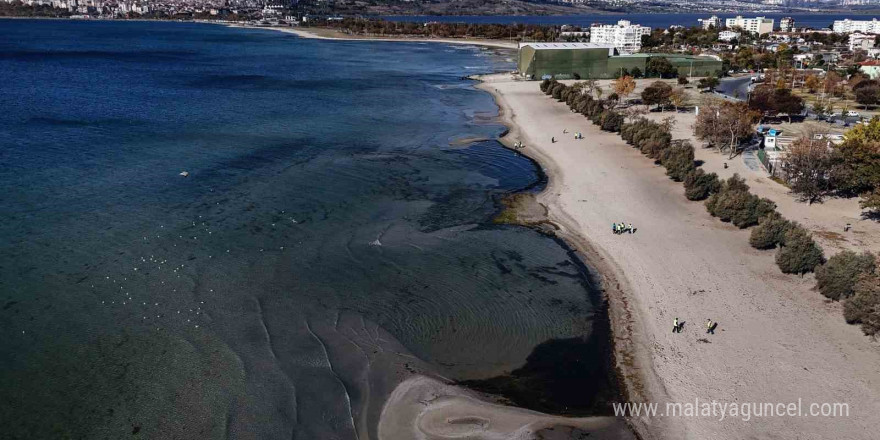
0, 20, 618, 439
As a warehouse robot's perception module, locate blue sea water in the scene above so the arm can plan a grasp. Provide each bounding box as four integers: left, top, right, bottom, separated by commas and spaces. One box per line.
0, 20, 618, 438
382, 13, 873, 30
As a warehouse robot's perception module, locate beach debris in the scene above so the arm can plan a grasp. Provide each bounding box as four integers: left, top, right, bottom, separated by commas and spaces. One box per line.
179, 171, 189, 177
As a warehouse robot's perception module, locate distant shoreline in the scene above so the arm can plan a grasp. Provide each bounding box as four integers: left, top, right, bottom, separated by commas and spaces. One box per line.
224, 23, 519, 49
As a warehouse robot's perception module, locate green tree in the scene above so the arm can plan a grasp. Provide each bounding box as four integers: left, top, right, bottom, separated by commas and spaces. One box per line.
660, 141, 696, 181
551, 83, 566, 100
683, 168, 721, 201
773, 88, 805, 123
854, 83, 880, 109
697, 75, 719, 91
600, 111, 624, 132
829, 118, 880, 198
815, 251, 877, 301
775, 226, 824, 274
641, 81, 673, 111
749, 212, 793, 249
843, 272, 880, 336
646, 56, 677, 78
861, 189, 880, 214
706, 174, 776, 228
749, 86, 804, 122
811, 101, 826, 119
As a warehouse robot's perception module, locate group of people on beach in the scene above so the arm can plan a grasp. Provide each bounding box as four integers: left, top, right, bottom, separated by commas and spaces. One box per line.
562, 129, 584, 140
672, 318, 718, 334
612, 222, 635, 234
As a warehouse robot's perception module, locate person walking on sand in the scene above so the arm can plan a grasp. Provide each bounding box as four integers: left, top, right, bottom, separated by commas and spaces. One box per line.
627, 223, 634, 234
673, 317, 680, 333
551, 136, 556, 143
706, 319, 715, 334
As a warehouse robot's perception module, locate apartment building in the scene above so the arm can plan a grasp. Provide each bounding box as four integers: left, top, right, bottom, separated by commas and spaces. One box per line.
725, 16, 774, 35
850, 33, 877, 51
780, 17, 795, 33
589, 20, 652, 54
719, 30, 741, 42
698, 15, 722, 30
833, 18, 880, 34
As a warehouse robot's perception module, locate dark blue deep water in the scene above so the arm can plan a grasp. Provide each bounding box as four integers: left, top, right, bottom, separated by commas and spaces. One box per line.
0, 20, 617, 439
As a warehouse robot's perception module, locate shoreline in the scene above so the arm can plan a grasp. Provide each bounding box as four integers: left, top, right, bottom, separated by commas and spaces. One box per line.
475, 75, 660, 438
476, 73, 880, 440
242, 21, 647, 434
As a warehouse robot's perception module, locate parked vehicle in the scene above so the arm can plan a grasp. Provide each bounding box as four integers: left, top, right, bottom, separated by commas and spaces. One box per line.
846, 111, 860, 117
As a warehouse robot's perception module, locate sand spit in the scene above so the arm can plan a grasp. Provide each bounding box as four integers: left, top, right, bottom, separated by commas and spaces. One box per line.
224, 23, 519, 49
378, 375, 634, 440
476, 73, 880, 440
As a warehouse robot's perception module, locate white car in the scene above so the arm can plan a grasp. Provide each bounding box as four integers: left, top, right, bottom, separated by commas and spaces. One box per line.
846, 111, 860, 117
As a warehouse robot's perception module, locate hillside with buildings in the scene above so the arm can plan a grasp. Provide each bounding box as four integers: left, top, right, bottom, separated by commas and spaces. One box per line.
7, 0, 880, 20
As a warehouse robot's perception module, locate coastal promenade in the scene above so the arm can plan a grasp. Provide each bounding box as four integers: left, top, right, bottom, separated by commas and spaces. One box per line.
478, 73, 880, 440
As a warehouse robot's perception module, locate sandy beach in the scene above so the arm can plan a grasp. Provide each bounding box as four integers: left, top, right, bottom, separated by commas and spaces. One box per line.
478, 73, 880, 439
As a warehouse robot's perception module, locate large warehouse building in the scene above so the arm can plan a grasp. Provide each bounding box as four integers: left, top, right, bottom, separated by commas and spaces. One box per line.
517, 42, 723, 80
